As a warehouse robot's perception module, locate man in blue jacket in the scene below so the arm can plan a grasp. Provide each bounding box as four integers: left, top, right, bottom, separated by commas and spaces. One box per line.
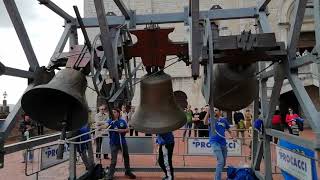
104, 108, 136, 180
156, 132, 175, 180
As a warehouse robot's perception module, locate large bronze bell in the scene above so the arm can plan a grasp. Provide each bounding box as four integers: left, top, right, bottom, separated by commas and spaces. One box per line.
130, 72, 186, 134
21, 68, 88, 131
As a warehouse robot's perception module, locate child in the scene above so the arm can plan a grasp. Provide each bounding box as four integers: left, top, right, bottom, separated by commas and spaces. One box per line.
290, 120, 300, 136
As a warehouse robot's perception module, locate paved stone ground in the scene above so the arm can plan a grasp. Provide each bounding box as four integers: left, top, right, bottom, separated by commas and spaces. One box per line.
0, 128, 317, 180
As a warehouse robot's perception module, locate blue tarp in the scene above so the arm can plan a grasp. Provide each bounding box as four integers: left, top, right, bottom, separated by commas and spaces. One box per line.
227, 166, 257, 180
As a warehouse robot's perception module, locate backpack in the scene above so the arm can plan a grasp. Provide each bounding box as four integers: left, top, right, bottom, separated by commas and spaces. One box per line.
295, 117, 304, 131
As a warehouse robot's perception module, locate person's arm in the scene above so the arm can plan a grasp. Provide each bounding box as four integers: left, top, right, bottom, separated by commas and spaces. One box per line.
98, 120, 111, 130
118, 128, 129, 133
225, 121, 235, 139
204, 111, 210, 125
117, 120, 129, 133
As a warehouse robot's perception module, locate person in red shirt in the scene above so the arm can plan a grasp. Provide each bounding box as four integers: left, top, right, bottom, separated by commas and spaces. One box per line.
285, 108, 299, 134
272, 110, 283, 143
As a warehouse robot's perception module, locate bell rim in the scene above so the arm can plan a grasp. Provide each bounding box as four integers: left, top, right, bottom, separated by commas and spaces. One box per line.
21, 86, 88, 131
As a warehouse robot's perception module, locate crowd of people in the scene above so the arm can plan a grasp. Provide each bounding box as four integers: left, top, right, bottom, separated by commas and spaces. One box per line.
18, 103, 305, 180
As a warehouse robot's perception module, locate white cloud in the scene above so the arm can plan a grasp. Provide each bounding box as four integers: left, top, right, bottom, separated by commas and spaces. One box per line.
0, 0, 84, 104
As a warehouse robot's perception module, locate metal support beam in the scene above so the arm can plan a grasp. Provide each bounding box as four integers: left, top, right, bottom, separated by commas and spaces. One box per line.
251, 66, 260, 167
94, 0, 119, 88
254, 170, 264, 180
260, 69, 274, 79
265, 129, 316, 149
3, 0, 40, 72
69, 140, 77, 180
290, 54, 317, 68
109, 63, 142, 103
258, 12, 272, 33
69, 25, 79, 47
263, 99, 279, 179
263, 64, 284, 180
86, 142, 95, 169
286, 73, 320, 130
287, 0, 308, 58
256, 9, 278, 179
189, 0, 201, 78
265, 64, 284, 127
38, 0, 74, 23
259, 65, 268, 118
313, 0, 320, 119
73, 6, 92, 51
253, 140, 263, 170
314, 0, 320, 44
260, 54, 319, 79
50, 23, 72, 62
258, 0, 271, 11
113, 0, 132, 20
3, 67, 34, 79
81, 8, 259, 27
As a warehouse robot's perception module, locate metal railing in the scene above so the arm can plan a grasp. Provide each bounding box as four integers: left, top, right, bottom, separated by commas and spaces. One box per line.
19, 127, 319, 177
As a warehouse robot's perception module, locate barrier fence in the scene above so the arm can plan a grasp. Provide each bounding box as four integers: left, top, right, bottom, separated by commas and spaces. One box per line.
24, 128, 252, 176
23, 128, 318, 179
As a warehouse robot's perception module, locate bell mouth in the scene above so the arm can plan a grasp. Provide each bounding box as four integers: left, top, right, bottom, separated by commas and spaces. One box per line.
21, 87, 88, 131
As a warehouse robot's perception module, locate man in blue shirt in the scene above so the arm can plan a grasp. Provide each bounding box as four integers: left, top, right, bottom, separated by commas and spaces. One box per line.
104, 108, 136, 180
204, 107, 235, 180
156, 132, 175, 180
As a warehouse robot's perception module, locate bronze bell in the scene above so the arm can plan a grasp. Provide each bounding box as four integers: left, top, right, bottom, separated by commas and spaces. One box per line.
130, 72, 186, 134
21, 68, 88, 131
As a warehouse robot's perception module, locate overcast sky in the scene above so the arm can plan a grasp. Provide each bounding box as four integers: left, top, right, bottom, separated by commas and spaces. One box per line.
0, 0, 84, 104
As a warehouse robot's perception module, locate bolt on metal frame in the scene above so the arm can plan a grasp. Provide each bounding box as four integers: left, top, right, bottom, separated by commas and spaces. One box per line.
0, 0, 319, 179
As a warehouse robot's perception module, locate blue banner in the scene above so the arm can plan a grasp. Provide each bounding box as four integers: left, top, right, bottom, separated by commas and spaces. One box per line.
278, 139, 317, 180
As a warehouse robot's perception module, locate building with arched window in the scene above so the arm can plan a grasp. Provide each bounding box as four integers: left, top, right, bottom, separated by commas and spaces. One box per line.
84, 0, 320, 125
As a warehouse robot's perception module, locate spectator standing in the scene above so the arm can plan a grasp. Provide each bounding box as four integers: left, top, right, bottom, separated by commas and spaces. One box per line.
199, 106, 209, 137
192, 108, 201, 137
19, 114, 35, 163
183, 105, 193, 141
244, 109, 253, 129
95, 104, 109, 159
233, 111, 244, 138
272, 110, 283, 143
156, 132, 175, 180
285, 108, 299, 134
121, 105, 129, 121
128, 106, 138, 136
